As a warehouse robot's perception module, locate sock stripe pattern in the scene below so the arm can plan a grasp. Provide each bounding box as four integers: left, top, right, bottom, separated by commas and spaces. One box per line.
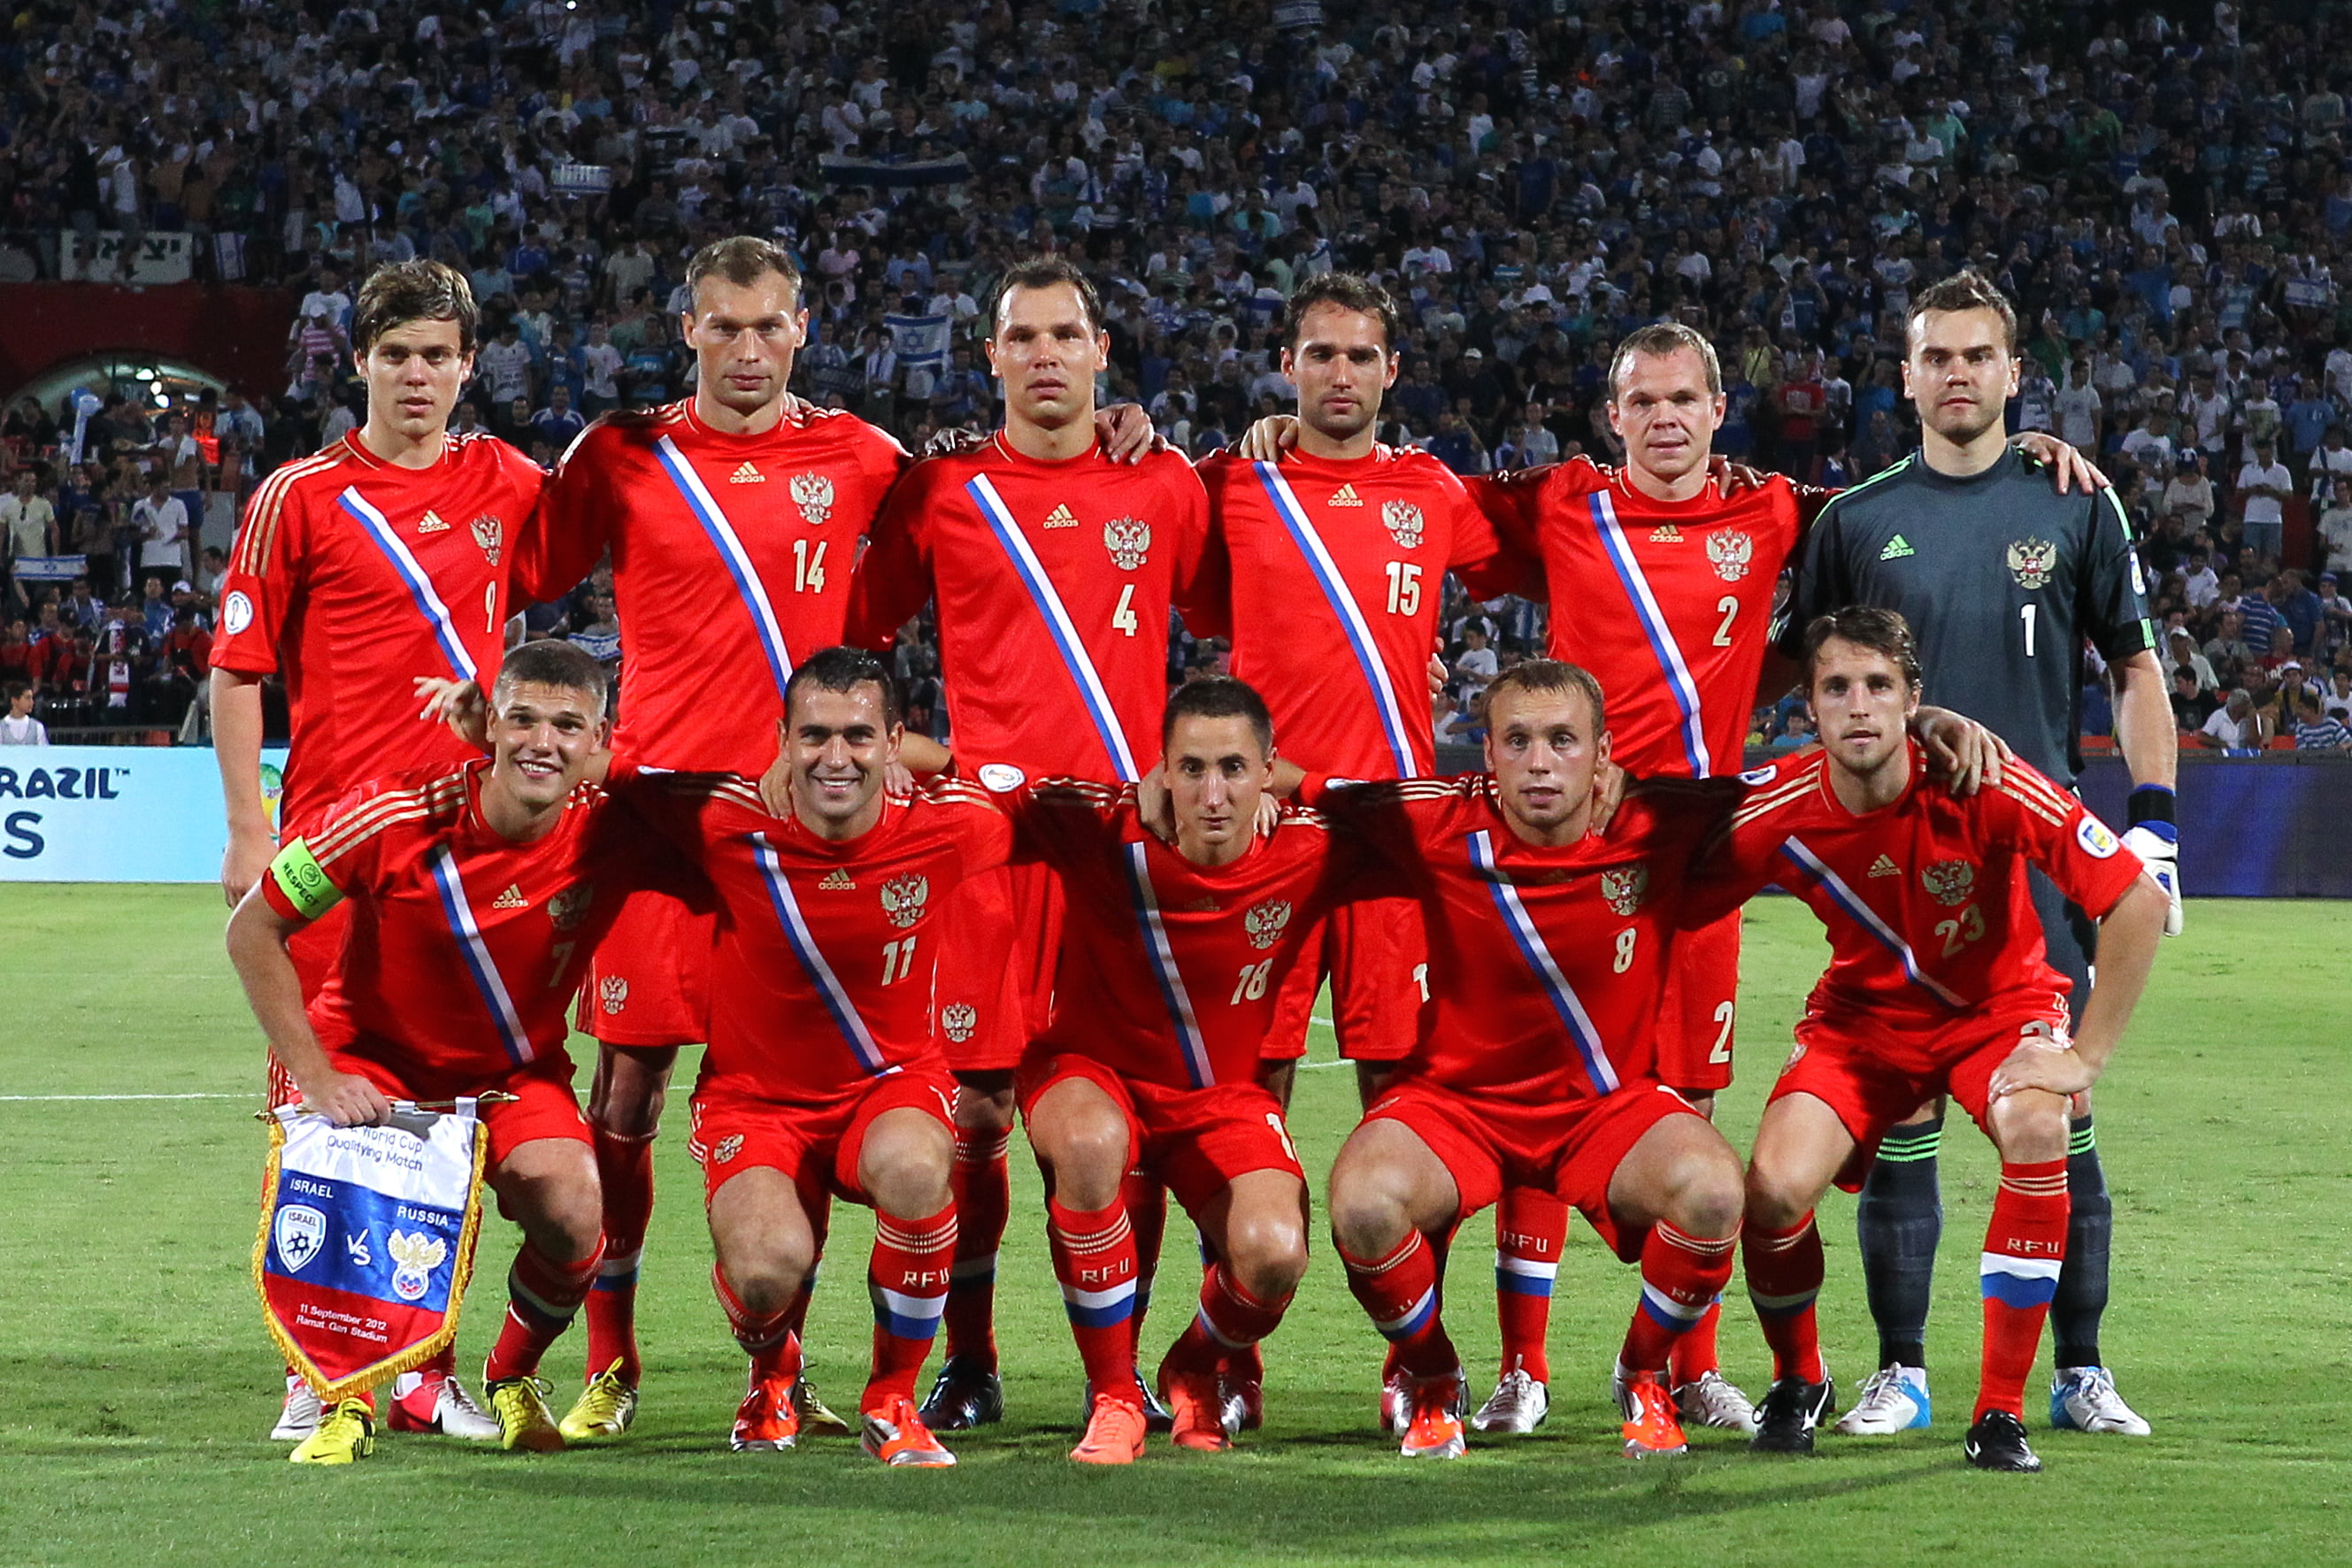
1195, 1264, 1291, 1350
485, 1240, 603, 1383
712, 1265, 793, 1354
1495, 1252, 1558, 1297
1978, 1157, 2071, 1421
1638, 1223, 1735, 1334
1744, 1213, 1827, 1384
1875, 1123, 1945, 1162
871, 1210, 959, 1341
1343, 1231, 1441, 1341
1049, 1198, 1141, 1403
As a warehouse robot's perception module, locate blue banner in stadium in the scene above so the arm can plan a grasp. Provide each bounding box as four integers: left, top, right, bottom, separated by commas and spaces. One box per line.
0, 745, 288, 882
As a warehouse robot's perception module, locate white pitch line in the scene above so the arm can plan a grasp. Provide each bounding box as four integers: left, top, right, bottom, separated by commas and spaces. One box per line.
0, 1093, 250, 1102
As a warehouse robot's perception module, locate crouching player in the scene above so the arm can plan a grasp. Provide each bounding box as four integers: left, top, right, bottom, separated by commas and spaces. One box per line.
1305, 661, 1750, 1460
980, 679, 1372, 1462
228, 642, 649, 1462
611, 648, 1011, 1466
1718, 608, 2164, 1472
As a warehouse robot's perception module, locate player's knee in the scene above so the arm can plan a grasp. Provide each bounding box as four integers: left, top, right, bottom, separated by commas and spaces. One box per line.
1033, 1111, 1129, 1208
718, 1253, 807, 1318
1226, 1213, 1309, 1300
1326, 1179, 1409, 1260
1667, 1146, 1746, 1240
1989, 1088, 2069, 1164
865, 1126, 954, 1217
1743, 1160, 1811, 1233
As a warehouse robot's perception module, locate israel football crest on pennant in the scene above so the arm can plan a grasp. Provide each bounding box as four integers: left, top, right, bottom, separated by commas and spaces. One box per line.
1708, 529, 1754, 581
255, 1099, 496, 1400
1103, 517, 1152, 570
880, 872, 930, 928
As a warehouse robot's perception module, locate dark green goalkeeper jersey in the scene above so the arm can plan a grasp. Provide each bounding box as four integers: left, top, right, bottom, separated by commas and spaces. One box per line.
1772, 447, 2157, 785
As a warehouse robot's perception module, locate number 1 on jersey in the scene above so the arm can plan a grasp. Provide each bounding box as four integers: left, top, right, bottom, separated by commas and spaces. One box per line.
1385, 560, 1421, 617
2019, 602, 2036, 657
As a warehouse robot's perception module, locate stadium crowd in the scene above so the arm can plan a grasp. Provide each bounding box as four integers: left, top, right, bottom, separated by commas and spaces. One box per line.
4, 0, 2352, 749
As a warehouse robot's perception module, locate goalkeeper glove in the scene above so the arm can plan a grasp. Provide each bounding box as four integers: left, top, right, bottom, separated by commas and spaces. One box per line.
2121, 785, 2182, 936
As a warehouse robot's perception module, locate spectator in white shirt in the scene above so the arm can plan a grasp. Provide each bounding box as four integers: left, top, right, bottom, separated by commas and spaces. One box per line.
2201, 687, 2262, 748
2182, 550, 2222, 609
2161, 452, 2216, 534
2236, 438, 2294, 561
2, 470, 58, 565
130, 477, 188, 587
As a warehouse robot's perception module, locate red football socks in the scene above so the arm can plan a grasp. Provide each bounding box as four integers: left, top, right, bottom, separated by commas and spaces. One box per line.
1978, 1158, 2070, 1421
1745, 1213, 1828, 1384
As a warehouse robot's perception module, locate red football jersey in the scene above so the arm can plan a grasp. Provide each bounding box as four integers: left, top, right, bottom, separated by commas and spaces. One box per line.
1304, 772, 1741, 1102
844, 437, 1211, 779
519, 399, 909, 776
1195, 444, 1521, 778
260, 759, 651, 1086
617, 769, 1014, 1103
213, 432, 547, 834
1704, 745, 2147, 1055
993, 771, 1388, 1088
1478, 464, 1807, 779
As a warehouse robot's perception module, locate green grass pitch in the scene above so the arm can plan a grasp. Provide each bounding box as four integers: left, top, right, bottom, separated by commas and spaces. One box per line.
0, 886, 2345, 1567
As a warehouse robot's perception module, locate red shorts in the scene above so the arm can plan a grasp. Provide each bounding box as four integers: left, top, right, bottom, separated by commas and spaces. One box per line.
1017, 1052, 1303, 1214
1769, 1006, 2073, 1191
571, 882, 715, 1049
1262, 895, 1426, 1063
1654, 910, 1741, 1093
932, 861, 1062, 1073
688, 1069, 960, 1207
326, 1050, 590, 1169
1364, 1076, 1703, 1262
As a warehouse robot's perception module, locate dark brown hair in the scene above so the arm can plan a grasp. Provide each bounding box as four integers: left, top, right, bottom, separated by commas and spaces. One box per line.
1163, 675, 1274, 757
351, 260, 480, 356
1907, 269, 2018, 353
1281, 273, 1403, 352
1802, 605, 1925, 690
785, 644, 903, 730
991, 256, 1104, 338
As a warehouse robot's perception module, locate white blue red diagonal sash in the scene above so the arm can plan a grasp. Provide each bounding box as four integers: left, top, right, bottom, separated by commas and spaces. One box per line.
656, 434, 795, 700
1465, 829, 1620, 1092
965, 474, 1140, 780
749, 832, 895, 1075
339, 488, 478, 680
1590, 492, 1710, 775
423, 844, 534, 1065
1119, 841, 1213, 1088
1776, 836, 1966, 1008
1252, 460, 1416, 777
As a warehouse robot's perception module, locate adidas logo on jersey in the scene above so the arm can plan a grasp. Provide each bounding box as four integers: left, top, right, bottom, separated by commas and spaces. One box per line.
1042, 503, 1079, 528
417, 509, 450, 534
1649, 523, 1682, 542
1868, 854, 1901, 878
492, 883, 529, 909
1880, 534, 1915, 561
1329, 483, 1364, 507
820, 869, 857, 890
730, 462, 765, 484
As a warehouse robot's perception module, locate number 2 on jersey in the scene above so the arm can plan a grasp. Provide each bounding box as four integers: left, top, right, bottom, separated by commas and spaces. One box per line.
1712, 595, 1738, 648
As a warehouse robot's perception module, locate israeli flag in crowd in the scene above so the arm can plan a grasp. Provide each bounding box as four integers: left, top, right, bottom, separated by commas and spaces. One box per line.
885, 312, 950, 370
256, 1100, 492, 1397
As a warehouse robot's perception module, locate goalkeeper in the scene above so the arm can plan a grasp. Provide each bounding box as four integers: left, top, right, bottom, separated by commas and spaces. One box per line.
1772, 271, 2180, 1441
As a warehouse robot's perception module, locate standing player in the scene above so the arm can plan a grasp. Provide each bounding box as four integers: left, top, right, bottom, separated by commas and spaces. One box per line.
1193, 273, 1522, 1433
1307, 661, 1750, 1461
607, 649, 1012, 1466
845, 257, 1214, 1429
1718, 608, 2165, 1470
211, 257, 545, 1444
227, 642, 642, 1462
988, 679, 1373, 1461
515, 235, 911, 1441
1776, 272, 2179, 1440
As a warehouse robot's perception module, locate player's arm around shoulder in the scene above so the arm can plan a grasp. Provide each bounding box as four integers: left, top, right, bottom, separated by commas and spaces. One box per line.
844, 455, 949, 648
